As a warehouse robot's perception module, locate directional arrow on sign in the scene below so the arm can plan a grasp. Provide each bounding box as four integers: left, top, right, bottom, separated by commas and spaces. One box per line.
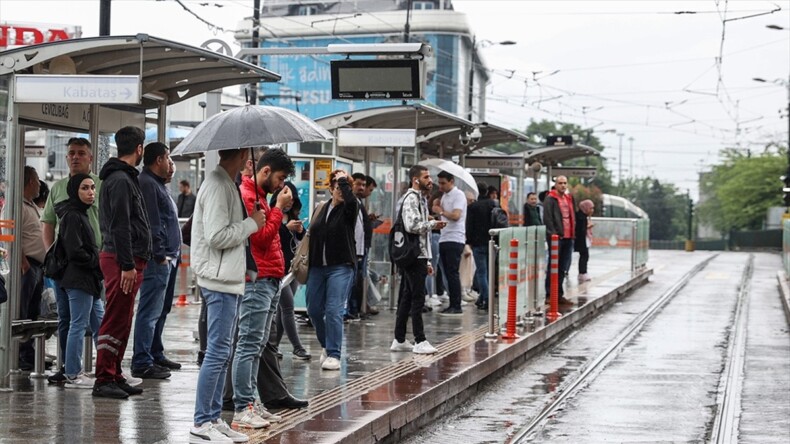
121, 88, 131, 100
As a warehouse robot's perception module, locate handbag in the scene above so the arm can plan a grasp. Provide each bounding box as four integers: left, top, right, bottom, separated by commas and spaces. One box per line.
289, 202, 327, 285
389, 195, 421, 268
43, 238, 68, 280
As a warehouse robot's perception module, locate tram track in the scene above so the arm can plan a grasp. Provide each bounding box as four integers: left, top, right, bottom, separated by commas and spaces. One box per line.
507, 253, 721, 443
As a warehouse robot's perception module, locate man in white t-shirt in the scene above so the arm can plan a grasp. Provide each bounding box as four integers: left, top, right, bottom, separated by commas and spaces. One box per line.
431, 171, 467, 316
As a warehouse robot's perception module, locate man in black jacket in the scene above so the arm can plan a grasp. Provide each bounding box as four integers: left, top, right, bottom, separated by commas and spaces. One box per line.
177, 179, 196, 218
466, 183, 496, 310
93, 126, 152, 399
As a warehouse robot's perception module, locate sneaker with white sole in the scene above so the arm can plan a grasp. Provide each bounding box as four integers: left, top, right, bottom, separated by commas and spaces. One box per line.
390, 339, 414, 352
253, 400, 282, 423
213, 419, 249, 443
319, 348, 327, 365
121, 372, 143, 387
231, 403, 270, 429
427, 295, 442, 306
64, 372, 95, 389
413, 340, 438, 354
189, 423, 233, 444
321, 356, 340, 370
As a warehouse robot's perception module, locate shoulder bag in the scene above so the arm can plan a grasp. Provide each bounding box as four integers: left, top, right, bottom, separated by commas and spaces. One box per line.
289, 201, 327, 285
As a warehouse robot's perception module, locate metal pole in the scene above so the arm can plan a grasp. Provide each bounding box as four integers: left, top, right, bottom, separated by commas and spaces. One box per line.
389, 146, 401, 310
631, 221, 637, 274
485, 237, 498, 339
617, 133, 624, 186
99, 0, 111, 36
249, 0, 260, 105
467, 35, 475, 121
89, 104, 100, 174
628, 136, 634, 180
157, 102, 167, 143
0, 83, 22, 390
361, 147, 370, 315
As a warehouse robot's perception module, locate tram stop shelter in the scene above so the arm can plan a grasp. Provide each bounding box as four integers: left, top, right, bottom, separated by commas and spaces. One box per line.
0, 34, 280, 389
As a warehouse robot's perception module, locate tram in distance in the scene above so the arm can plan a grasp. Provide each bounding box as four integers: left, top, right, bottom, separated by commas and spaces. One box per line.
601, 194, 648, 219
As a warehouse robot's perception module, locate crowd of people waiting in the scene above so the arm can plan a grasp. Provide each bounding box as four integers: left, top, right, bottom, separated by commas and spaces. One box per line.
0, 127, 596, 443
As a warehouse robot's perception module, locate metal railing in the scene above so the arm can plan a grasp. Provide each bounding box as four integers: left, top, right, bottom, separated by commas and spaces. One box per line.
589, 217, 650, 273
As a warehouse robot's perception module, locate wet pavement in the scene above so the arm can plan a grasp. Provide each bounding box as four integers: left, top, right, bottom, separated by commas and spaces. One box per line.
407, 252, 790, 444
0, 249, 648, 443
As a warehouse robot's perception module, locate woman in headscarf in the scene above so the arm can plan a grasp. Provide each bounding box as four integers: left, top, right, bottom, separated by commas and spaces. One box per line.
270, 182, 310, 360
575, 199, 595, 283
55, 173, 104, 388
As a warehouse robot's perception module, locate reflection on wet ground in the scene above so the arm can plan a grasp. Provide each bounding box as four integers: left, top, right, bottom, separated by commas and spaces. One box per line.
0, 249, 642, 443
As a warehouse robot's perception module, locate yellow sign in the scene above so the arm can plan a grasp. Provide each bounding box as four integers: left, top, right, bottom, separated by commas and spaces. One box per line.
314, 159, 333, 190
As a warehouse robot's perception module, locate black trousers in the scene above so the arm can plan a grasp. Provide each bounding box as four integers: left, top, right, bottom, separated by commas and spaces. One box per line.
578, 247, 589, 275
439, 242, 464, 310
395, 260, 428, 344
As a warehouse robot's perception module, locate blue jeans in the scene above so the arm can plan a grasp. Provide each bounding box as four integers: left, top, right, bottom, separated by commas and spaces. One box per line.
545, 238, 574, 298
425, 232, 445, 295
55, 284, 103, 363
194, 289, 239, 426
472, 245, 489, 307
132, 260, 171, 370
64, 288, 104, 377
151, 261, 178, 362
232, 278, 280, 411
439, 242, 465, 310
306, 264, 355, 359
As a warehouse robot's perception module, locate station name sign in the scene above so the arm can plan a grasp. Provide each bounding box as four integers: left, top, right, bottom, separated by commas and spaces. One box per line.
465, 156, 525, 170
551, 166, 597, 178
331, 59, 424, 100
338, 128, 416, 147
14, 75, 141, 104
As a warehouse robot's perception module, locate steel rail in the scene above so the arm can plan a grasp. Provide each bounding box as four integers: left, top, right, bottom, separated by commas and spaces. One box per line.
509, 254, 719, 443
710, 254, 754, 444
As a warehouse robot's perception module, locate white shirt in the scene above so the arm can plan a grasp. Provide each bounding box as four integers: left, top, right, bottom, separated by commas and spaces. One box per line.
439, 186, 467, 244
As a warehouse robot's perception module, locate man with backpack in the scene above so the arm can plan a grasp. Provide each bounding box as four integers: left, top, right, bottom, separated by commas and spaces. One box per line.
390, 165, 445, 354
465, 182, 507, 310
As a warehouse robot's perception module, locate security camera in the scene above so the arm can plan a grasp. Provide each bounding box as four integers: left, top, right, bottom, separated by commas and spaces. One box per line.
198, 101, 207, 108
459, 132, 470, 146
469, 127, 482, 144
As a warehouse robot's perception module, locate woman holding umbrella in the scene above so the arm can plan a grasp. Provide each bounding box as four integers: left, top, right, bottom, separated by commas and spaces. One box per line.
305, 170, 358, 371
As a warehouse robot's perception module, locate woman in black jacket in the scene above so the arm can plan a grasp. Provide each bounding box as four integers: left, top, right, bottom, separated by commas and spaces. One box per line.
305, 170, 358, 371
574, 199, 595, 283
56, 173, 104, 388
271, 182, 310, 360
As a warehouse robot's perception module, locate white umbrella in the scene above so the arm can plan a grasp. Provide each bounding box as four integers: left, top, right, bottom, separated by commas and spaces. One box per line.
418, 158, 479, 199
170, 105, 333, 156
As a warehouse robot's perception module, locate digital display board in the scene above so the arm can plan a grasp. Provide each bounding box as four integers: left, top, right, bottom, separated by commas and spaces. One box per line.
331, 59, 423, 100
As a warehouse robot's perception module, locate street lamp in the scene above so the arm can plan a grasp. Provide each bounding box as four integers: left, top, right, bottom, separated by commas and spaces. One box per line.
467, 37, 516, 121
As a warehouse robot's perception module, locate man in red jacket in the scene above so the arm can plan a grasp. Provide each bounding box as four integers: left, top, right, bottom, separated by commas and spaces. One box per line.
543, 176, 576, 305
231, 148, 295, 430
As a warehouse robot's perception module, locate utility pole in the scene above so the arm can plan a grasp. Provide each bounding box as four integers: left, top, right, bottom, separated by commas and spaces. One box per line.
467, 35, 475, 121
628, 136, 634, 179
99, 0, 111, 36
685, 190, 695, 252
617, 133, 624, 187
249, 0, 261, 105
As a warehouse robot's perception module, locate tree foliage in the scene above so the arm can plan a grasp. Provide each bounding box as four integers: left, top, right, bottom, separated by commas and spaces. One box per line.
488, 119, 615, 193
618, 177, 690, 241
697, 148, 787, 233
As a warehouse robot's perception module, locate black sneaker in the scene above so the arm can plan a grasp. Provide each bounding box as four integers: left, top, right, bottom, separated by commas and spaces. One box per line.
154, 357, 182, 370
292, 349, 311, 360
438, 307, 463, 316
92, 381, 129, 399
131, 365, 171, 379
117, 380, 143, 396
48, 367, 67, 384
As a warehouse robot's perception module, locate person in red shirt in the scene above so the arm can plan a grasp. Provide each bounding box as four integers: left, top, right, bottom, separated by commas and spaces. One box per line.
542, 176, 576, 305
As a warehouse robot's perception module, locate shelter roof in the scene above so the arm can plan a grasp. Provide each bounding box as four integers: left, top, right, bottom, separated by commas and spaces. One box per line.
0, 34, 280, 109
316, 104, 531, 156
521, 143, 602, 166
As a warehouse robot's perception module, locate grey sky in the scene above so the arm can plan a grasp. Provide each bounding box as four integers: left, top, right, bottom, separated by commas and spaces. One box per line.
1, 0, 788, 198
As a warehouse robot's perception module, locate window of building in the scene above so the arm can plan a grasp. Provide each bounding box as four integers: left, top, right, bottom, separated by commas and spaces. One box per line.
297, 5, 318, 15
413, 1, 435, 10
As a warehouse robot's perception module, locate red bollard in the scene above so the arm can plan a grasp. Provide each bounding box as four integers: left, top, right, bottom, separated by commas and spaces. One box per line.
502, 238, 519, 339
546, 234, 561, 321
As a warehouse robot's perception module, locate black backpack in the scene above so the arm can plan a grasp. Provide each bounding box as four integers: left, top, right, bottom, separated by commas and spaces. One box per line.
389, 195, 421, 268
491, 204, 509, 229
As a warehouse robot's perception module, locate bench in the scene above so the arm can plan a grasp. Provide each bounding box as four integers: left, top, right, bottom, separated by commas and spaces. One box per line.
10, 319, 58, 377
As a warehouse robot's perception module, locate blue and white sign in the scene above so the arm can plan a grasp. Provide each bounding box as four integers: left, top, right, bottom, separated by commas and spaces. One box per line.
14, 74, 141, 104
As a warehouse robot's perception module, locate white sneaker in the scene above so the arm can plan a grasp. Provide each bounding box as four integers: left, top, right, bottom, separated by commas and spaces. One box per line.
189, 423, 233, 443
64, 372, 95, 389
213, 419, 249, 443
231, 403, 270, 429
253, 400, 282, 423
390, 339, 414, 352
462, 290, 477, 302
321, 356, 341, 370
578, 273, 592, 283
319, 349, 327, 365
439, 293, 449, 302
427, 295, 442, 306
413, 340, 438, 354
122, 371, 143, 387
